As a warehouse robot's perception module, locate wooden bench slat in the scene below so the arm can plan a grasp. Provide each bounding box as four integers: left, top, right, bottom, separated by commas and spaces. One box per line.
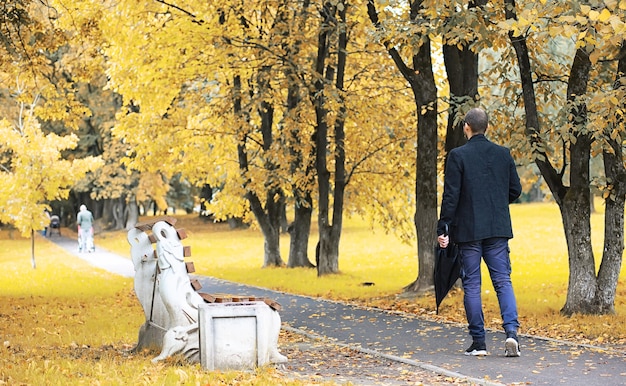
190, 279, 202, 291
134, 216, 178, 231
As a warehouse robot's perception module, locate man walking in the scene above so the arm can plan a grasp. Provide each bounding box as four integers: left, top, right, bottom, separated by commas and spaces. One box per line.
437, 107, 522, 357
77, 204, 95, 253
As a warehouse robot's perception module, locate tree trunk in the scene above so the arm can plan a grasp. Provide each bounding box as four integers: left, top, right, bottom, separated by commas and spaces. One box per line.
277, 0, 315, 269
111, 197, 126, 230
370, 1, 439, 292
504, 2, 625, 315
262, 219, 282, 268
100, 199, 114, 228
233, 69, 285, 267
288, 197, 315, 268
442, 42, 477, 153
595, 47, 626, 314
244, 189, 284, 267
258, 65, 285, 267
313, 2, 345, 276
405, 88, 438, 293
265, 189, 285, 267
313, 3, 349, 276
560, 48, 594, 316
560, 186, 596, 315
317, 225, 340, 275
504, 0, 566, 203
367, 1, 439, 292
279, 202, 288, 233
596, 193, 624, 313
31, 229, 36, 269
199, 184, 213, 219
431, 3, 483, 293
96, 198, 126, 230
125, 199, 139, 230
313, 4, 331, 275
322, 3, 349, 276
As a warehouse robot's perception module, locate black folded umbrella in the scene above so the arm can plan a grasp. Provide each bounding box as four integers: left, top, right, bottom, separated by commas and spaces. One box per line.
434, 225, 461, 314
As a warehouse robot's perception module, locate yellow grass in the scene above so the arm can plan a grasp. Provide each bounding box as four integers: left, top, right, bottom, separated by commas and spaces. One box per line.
97, 218, 418, 300
0, 236, 325, 385
1, 200, 624, 385
506, 201, 626, 344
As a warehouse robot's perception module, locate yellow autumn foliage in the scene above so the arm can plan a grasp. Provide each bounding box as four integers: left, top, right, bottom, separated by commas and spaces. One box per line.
0, 114, 102, 236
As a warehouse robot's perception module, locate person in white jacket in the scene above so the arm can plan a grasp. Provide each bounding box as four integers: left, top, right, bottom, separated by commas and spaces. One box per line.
77, 204, 95, 252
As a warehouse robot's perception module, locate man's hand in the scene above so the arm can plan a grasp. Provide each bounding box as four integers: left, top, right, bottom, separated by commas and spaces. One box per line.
438, 234, 449, 248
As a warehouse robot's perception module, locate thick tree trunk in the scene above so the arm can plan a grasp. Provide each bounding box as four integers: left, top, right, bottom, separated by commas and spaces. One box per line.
288, 198, 315, 268
265, 189, 285, 267
402, 2, 439, 293
199, 184, 213, 219
560, 187, 596, 315
595, 47, 626, 313
100, 199, 115, 229
259, 67, 285, 267
317, 4, 348, 276
245, 191, 284, 267
442, 43, 476, 153
313, 2, 345, 276
279, 0, 315, 269
405, 102, 438, 293
560, 48, 594, 316
313, 6, 331, 275
111, 197, 126, 230
431, 6, 483, 293
262, 221, 282, 268
279, 202, 288, 233
232, 72, 284, 267
317, 225, 340, 275
504, 2, 624, 315
125, 199, 139, 230
504, 1, 565, 202
97, 198, 126, 230
596, 194, 624, 313
367, 0, 438, 293
327, 3, 348, 275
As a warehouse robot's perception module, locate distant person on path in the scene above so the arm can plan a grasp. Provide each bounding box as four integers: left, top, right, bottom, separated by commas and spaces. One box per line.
437, 107, 522, 357
43, 209, 51, 236
48, 214, 61, 237
77, 204, 95, 253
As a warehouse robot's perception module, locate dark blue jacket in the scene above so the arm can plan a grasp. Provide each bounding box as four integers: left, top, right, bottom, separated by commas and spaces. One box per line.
437, 134, 521, 243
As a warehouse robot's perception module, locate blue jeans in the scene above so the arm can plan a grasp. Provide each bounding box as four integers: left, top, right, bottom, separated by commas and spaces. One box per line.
459, 237, 519, 342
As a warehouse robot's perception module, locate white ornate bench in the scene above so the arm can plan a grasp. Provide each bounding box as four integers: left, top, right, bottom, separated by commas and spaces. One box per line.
127, 216, 287, 369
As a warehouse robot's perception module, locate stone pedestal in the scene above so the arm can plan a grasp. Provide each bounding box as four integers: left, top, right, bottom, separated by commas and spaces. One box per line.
198, 301, 276, 371
128, 217, 286, 366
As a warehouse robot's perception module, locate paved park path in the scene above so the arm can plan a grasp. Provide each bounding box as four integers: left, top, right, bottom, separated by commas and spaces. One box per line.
49, 235, 626, 386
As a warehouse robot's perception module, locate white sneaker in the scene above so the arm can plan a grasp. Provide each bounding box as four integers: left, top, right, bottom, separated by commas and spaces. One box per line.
505, 337, 521, 357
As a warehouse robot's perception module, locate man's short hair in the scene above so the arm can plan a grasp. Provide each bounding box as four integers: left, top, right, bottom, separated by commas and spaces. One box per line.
465, 108, 489, 134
